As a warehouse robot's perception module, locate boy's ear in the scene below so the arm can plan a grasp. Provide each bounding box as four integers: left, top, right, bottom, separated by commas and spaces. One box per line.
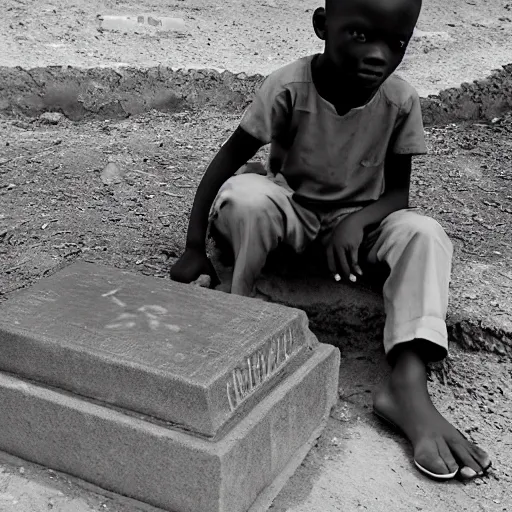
312, 7, 327, 41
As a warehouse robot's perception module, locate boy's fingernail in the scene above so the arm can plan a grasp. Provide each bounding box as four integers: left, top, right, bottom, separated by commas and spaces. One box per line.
349, 274, 357, 283
334, 274, 341, 282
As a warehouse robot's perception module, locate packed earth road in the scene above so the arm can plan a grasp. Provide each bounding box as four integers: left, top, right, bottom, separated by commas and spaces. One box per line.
0, 0, 512, 96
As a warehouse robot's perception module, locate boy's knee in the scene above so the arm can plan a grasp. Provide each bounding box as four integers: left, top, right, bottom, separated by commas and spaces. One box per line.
216, 175, 276, 217
218, 188, 272, 218
393, 212, 453, 254
415, 216, 452, 254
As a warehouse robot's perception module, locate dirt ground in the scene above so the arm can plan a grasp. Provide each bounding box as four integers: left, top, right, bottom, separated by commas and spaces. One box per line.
271, 343, 512, 512
1, 0, 512, 97
1, 108, 511, 315
0, 106, 511, 511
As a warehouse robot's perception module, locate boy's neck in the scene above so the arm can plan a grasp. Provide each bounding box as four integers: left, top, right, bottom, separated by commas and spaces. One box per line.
311, 54, 380, 116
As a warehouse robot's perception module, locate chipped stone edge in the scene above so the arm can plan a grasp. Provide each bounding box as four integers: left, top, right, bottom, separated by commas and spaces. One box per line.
0, 63, 511, 124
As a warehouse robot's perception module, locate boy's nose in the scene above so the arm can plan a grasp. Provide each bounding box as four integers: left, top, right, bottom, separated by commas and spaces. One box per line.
361, 45, 388, 69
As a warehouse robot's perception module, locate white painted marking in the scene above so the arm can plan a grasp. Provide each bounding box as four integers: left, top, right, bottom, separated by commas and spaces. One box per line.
111, 296, 126, 308
102, 288, 120, 297
138, 305, 167, 315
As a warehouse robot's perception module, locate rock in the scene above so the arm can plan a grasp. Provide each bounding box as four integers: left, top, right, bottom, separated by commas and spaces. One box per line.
99, 15, 187, 33
100, 162, 123, 185
39, 112, 64, 125
192, 274, 212, 288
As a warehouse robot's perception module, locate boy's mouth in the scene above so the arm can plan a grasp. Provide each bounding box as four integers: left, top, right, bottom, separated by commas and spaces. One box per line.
357, 67, 384, 78
356, 68, 384, 85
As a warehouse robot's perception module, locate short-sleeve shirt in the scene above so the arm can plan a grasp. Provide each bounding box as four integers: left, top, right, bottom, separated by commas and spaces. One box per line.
239, 54, 427, 209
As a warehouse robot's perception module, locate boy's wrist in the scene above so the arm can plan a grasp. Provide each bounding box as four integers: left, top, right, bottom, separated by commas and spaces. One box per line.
185, 239, 206, 253
345, 209, 369, 230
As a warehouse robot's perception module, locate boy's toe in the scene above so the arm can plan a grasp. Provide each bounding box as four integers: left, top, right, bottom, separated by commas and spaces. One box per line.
436, 438, 459, 473
457, 429, 492, 472
459, 466, 478, 479
414, 438, 457, 477
468, 444, 492, 472
450, 439, 486, 477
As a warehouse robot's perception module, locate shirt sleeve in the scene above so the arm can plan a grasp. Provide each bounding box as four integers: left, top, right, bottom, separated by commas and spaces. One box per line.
239, 72, 292, 144
391, 90, 427, 156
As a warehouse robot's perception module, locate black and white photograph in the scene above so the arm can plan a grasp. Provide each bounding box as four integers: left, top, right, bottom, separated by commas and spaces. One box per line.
0, 0, 510, 510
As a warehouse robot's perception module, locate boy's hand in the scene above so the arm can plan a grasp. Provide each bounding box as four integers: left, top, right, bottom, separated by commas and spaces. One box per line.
326, 215, 364, 282
170, 247, 220, 288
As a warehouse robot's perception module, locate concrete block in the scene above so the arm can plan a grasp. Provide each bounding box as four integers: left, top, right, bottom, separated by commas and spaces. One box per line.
0, 262, 317, 438
99, 15, 187, 33
0, 343, 339, 512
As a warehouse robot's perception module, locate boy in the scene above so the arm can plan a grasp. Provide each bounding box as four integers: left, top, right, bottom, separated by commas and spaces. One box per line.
171, 0, 491, 480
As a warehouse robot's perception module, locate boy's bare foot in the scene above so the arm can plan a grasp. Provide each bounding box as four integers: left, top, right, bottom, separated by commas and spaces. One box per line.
373, 344, 492, 480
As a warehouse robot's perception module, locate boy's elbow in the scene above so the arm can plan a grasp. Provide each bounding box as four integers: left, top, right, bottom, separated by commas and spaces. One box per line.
385, 186, 409, 210
224, 126, 265, 161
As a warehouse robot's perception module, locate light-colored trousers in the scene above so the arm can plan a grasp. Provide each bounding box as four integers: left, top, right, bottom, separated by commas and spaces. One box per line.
209, 172, 453, 358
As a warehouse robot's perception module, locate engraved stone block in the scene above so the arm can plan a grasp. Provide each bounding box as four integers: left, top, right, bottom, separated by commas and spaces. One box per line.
0, 263, 340, 512
0, 262, 317, 437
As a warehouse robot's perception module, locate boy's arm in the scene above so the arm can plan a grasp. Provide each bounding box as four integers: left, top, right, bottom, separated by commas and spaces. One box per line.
347, 152, 411, 230
170, 126, 264, 284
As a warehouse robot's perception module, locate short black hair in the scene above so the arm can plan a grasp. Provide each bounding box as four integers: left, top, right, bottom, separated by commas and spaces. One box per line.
325, 0, 423, 16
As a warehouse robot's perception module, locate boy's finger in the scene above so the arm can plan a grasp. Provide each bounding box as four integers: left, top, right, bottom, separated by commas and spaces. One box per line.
335, 247, 351, 280
326, 245, 337, 275
349, 246, 363, 276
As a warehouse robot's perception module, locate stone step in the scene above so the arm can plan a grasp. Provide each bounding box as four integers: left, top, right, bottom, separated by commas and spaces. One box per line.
0, 262, 339, 511
0, 262, 317, 438
0, 342, 339, 512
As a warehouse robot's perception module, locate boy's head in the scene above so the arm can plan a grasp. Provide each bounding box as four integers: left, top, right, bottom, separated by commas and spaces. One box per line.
313, 0, 421, 91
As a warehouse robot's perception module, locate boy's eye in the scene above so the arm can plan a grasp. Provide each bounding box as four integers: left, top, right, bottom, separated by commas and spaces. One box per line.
349, 29, 367, 43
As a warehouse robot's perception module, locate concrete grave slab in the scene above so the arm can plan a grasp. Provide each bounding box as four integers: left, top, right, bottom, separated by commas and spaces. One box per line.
0, 342, 339, 512
0, 262, 318, 438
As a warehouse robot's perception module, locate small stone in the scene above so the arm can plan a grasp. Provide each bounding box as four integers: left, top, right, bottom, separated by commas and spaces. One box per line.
100, 162, 124, 185
40, 112, 64, 125
19, 467, 25, 475
192, 274, 211, 288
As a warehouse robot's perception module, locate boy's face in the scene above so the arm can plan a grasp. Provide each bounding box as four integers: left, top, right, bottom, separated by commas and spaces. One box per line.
314, 0, 421, 90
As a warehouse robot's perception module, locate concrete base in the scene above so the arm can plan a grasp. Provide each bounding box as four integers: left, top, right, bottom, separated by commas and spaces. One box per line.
0, 343, 339, 512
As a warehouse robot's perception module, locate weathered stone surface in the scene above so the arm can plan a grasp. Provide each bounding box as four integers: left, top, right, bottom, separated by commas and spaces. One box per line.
0, 262, 317, 438
0, 343, 339, 512
99, 15, 187, 34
